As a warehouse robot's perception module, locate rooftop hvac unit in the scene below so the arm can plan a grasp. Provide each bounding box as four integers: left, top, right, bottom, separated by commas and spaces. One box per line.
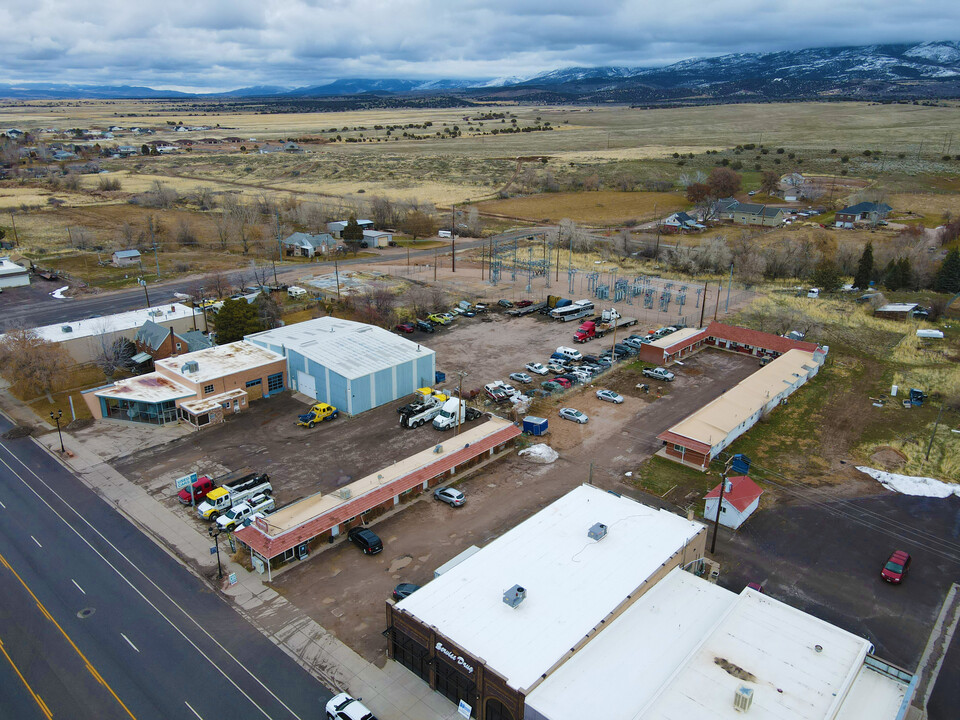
733, 685, 753, 712
588, 522, 608, 541
338, 488, 351, 500
61, 325, 72, 333
181, 360, 199, 374
503, 584, 526, 609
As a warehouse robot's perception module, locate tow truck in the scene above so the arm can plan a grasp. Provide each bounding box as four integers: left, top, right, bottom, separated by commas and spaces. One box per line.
297, 403, 339, 427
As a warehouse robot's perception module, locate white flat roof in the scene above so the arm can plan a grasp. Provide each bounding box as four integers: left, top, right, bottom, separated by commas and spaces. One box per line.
24, 303, 200, 343
155, 341, 284, 384
93, 372, 194, 403
0, 257, 28, 276
247, 317, 435, 381
876, 303, 919, 313
528, 568, 906, 720
650, 327, 706, 350
396, 485, 705, 692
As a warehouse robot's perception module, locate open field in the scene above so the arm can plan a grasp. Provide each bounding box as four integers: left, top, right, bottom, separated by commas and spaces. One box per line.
477, 190, 689, 225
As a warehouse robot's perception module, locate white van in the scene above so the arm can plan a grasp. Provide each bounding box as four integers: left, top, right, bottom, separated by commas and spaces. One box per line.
555, 346, 583, 362
807, 288, 820, 299
288, 286, 307, 298
438, 230, 452, 239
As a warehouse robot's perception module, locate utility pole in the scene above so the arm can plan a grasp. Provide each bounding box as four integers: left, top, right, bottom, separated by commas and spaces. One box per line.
199, 286, 209, 332
724, 263, 733, 313
138, 277, 150, 307
924, 404, 945, 462
455, 370, 468, 436
480, 244, 484, 281
555, 227, 561, 283
713, 280, 721, 321
273, 210, 281, 285
451, 204, 456, 273
434, 250, 438, 281
333, 259, 341, 300
9, 212, 19, 247
653, 206, 662, 260
609, 305, 621, 358
710, 471, 732, 554
699, 280, 708, 328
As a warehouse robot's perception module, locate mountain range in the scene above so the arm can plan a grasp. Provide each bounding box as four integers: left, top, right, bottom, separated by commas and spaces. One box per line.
1, 41, 958, 102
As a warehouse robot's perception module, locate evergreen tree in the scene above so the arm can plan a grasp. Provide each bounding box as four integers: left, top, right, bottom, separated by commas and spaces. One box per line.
883, 257, 913, 291
341, 216, 364, 253
853, 242, 874, 290
934, 248, 960, 294
811, 258, 843, 293
214, 299, 262, 344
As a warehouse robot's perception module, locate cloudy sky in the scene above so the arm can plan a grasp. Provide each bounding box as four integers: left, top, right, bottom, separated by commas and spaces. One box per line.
2, 0, 956, 91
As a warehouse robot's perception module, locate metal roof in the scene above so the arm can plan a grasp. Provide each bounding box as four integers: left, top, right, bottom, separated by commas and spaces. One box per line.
113, 249, 141, 258
246, 317, 435, 381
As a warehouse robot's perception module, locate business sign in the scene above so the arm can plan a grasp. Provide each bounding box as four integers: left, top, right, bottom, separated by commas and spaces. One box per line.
228, 573, 237, 586
436, 641, 475, 674
175, 472, 198, 490
254, 516, 269, 533
457, 700, 472, 718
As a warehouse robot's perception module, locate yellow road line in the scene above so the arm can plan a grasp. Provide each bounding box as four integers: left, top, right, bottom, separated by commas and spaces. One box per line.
0, 550, 138, 719
0, 636, 53, 719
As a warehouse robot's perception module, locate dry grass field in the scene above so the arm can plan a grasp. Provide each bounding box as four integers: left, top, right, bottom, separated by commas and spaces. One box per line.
477, 190, 689, 225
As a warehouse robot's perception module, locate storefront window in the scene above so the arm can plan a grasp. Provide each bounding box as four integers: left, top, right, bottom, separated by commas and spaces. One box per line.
435, 657, 476, 716
101, 397, 178, 425
485, 699, 514, 720
391, 631, 430, 682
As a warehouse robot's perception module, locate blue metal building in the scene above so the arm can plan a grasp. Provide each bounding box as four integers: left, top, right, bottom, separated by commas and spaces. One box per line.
246, 317, 436, 415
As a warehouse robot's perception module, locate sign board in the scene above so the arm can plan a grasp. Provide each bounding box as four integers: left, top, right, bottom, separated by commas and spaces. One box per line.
254, 516, 269, 533
228, 573, 237, 586
297, 542, 309, 560
209, 546, 217, 556
457, 700, 472, 718
175, 472, 198, 490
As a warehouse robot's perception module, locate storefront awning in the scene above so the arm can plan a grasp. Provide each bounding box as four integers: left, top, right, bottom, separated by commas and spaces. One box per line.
131, 351, 153, 364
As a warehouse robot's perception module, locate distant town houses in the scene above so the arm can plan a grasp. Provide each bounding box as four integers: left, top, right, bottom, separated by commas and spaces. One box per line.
662, 211, 705, 234
281, 232, 334, 258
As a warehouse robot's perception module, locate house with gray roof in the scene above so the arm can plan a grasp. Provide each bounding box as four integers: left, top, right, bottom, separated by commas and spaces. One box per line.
327, 219, 374, 238
112, 249, 142, 267
662, 211, 705, 233
835, 202, 892, 228
134, 320, 213, 363
281, 232, 334, 258
728, 202, 787, 227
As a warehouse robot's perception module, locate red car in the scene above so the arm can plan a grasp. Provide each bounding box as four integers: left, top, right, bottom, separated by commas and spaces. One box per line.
177, 476, 215, 505
515, 300, 533, 308
554, 377, 572, 388
881, 550, 911, 584
395, 323, 415, 334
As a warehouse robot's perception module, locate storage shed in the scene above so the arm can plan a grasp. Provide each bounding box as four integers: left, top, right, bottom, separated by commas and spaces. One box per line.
703, 475, 763, 529
246, 317, 436, 415
0, 256, 30, 288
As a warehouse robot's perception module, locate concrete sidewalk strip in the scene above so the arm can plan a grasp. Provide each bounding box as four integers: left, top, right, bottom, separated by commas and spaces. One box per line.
18, 417, 456, 720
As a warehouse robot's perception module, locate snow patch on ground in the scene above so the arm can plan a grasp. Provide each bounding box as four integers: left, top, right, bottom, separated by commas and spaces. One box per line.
518, 444, 558, 464
50, 286, 69, 299
857, 466, 960, 498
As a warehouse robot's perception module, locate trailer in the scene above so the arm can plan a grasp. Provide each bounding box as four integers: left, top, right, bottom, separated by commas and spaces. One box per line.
509, 301, 547, 317
573, 312, 638, 343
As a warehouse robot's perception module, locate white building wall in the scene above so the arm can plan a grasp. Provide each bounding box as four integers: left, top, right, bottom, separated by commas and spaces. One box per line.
0, 272, 30, 288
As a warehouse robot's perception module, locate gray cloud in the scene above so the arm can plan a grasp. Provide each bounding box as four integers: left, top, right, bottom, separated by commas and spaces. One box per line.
1, 0, 956, 90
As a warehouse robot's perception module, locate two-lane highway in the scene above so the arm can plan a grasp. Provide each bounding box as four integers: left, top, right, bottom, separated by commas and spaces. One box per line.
0, 416, 331, 720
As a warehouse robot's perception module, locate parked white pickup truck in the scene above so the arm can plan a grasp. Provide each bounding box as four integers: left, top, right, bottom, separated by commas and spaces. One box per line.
216, 494, 275, 531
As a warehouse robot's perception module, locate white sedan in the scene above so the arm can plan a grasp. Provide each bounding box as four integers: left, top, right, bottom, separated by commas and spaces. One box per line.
596, 389, 624, 404
525, 362, 549, 375
509, 372, 533, 384
326, 693, 378, 720
559, 408, 589, 424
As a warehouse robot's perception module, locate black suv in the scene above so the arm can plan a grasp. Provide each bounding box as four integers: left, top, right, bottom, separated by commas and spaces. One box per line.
347, 527, 383, 555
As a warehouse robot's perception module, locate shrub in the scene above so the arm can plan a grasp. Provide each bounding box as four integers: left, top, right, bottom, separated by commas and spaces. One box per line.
841, 155, 850, 162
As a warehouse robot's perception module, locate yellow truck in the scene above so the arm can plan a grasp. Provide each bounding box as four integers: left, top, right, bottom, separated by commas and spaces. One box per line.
297, 403, 339, 428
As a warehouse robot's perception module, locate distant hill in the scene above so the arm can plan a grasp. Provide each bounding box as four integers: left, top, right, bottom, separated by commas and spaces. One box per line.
1, 41, 958, 102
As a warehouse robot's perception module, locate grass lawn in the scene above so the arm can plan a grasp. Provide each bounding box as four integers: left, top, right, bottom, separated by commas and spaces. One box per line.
8, 364, 106, 426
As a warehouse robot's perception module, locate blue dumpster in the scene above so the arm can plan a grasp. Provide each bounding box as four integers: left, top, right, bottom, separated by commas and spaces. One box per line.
730, 453, 751, 475
522, 416, 549, 436
435, 371, 446, 384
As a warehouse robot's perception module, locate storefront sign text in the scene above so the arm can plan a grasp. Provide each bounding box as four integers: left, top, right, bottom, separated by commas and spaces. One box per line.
436, 642, 475, 674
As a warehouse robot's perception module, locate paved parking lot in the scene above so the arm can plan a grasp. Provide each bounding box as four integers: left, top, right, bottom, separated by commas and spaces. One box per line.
714, 494, 960, 720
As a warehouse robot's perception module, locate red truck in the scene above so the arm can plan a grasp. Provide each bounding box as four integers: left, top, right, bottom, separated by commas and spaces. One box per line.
573, 313, 637, 343
177, 475, 216, 505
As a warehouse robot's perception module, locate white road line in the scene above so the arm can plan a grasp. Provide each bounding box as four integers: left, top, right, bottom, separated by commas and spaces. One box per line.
71, 579, 86, 595
185, 701, 204, 719
0, 499, 6, 509
30, 535, 42, 548
0, 441, 303, 720
120, 633, 139, 653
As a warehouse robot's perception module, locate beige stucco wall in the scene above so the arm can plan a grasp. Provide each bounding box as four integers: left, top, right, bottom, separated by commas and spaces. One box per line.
59, 314, 202, 365
157, 358, 287, 399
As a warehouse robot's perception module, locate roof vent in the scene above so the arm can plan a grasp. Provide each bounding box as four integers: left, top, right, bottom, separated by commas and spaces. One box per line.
338, 488, 352, 500
503, 584, 526, 609
733, 685, 753, 712
588, 522, 608, 541
181, 360, 199, 374
61, 325, 73, 333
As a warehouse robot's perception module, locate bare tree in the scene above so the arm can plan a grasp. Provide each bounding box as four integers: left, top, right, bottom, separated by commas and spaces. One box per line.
174, 219, 199, 247
206, 270, 228, 299
213, 212, 231, 250
0, 328, 70, 402
369, 195, 395, 229
95, 332, 135, 380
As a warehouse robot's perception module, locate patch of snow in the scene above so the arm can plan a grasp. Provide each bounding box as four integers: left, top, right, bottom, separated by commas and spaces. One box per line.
172, 292, 190, 300
857, 466, 960, 498
518, 443, 558, 464
50, 286, 69, 299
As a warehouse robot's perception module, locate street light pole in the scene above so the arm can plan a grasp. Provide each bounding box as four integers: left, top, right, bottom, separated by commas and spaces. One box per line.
138, 277, 150, 307
209, 526, 224, 579
50, 410, 65, 453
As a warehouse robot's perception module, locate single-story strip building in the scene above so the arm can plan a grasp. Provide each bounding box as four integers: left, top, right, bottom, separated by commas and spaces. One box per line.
637, 322, 820, 366
234, 418, 522, 576
83, 340, 286, 428
657, 347, 827, 469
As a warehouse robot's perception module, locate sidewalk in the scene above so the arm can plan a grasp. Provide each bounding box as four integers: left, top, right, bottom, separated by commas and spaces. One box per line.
7, 399, 462, 720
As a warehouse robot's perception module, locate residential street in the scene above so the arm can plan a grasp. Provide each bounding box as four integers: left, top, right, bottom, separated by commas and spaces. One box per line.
0, 417, 330, 720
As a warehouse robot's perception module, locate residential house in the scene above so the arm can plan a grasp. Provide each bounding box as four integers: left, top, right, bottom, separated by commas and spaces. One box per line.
703, 475, 763, 529
662, 211, 704, 234
112, 249, 141, 267
835, 201, 892, 228
727, 202, 786, 227
116, 145, 139, 157
713, 197, 741, 219
133, 319, 213, 364
283, 141, 302, 152
281, 232, 333, 258
327, 219, 374, 238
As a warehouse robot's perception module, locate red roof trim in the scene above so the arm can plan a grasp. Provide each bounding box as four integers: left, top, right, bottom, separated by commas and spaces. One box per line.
704, 475, 763, 512
236, 424, 521, 558
705, 321, 819, 355
656, 430, 713, 455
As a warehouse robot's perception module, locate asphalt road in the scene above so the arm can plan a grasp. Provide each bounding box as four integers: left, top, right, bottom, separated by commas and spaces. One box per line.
713, 493, 960, 719
0, 233, 510, 331
0, 416, 332, 720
